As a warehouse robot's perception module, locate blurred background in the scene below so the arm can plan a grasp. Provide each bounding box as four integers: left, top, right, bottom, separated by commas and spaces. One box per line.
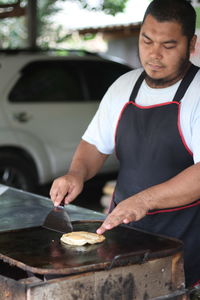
0, 0, 149, 67
0, 0, 200, 212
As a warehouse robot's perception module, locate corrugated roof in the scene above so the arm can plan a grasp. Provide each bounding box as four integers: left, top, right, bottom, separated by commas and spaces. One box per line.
76, 22, 141, 35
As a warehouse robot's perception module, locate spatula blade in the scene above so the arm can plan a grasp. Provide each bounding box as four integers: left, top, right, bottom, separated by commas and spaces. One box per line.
43, 205, 73, 233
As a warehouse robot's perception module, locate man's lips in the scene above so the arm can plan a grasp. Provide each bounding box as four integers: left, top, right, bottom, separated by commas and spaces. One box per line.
147, 63, 164, 70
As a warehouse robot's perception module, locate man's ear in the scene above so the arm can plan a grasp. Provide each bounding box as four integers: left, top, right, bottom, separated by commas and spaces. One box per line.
190, 34, 197, 53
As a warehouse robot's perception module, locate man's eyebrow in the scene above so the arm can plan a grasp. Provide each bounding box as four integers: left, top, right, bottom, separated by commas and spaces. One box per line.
141, 32, 177, 44
163, 40, 177, 44
142, 33, 152, 40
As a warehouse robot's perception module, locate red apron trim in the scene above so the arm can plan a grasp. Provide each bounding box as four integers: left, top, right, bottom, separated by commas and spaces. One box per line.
128, 101, 177, 109
147, 199, 200, 215
114, 100, 193, 158
177, 103, 193, 156
192, 279, 200, 287
114, 101, 179, 156
114, 101, 130, 158
108, 192, 115, 213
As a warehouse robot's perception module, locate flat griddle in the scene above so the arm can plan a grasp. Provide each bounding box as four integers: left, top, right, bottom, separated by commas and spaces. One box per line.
0, 221, 183, 276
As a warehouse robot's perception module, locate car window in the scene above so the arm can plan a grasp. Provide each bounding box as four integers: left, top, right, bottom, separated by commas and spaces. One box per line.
80, 60, 132, 100
9, 61, 84, 103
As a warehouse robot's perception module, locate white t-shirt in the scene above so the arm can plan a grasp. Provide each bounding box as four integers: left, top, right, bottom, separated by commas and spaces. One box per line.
82, 68, 200, 163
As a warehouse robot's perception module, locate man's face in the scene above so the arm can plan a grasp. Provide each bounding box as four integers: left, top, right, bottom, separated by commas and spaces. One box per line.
139, 14, 195, 88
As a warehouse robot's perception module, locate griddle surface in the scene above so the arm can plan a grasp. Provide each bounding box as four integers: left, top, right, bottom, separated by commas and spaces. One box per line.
0, 221, 182, 275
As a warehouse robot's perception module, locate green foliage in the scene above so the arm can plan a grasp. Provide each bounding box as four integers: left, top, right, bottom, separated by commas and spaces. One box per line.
0, 0, 129, 49
77, 0, 129, 15
83, 33, 96, 41
37, 0, 59, 39
102, 0, 129, 16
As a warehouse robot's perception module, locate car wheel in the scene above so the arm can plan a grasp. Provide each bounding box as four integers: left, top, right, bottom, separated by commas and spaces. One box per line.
0, 152, 38, 192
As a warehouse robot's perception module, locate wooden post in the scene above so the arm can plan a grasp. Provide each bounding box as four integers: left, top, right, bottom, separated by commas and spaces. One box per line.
27, 0, 37, 50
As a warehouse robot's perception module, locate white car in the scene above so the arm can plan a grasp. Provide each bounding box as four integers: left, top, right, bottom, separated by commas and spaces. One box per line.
0, 50, 132, 192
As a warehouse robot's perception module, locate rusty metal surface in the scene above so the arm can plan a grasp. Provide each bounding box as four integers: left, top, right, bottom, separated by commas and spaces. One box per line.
171, 252, 185, 291
25, 256, 185, 300
0, 256, 186, 300
0, 186, 187, 300
0, 220, 183, 276
150, 291, 189, 300
0, 274, 26, 300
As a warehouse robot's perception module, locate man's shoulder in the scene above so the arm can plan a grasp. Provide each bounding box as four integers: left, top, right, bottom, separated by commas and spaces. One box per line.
188, 65, 200, 90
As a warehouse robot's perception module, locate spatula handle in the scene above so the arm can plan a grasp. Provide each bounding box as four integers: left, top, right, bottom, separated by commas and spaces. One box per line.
60, 200, 65, 207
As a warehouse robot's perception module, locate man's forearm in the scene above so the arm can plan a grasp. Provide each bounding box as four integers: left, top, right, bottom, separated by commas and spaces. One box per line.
97, 162, 200, 234
68, 140, 109, 182
142, 162, 200, 211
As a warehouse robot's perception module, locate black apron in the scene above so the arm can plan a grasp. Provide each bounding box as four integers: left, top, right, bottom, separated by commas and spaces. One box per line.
112, 64, 200, 287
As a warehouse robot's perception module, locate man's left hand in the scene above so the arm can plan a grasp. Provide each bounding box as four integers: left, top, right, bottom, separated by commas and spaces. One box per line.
96, 196, 150, 235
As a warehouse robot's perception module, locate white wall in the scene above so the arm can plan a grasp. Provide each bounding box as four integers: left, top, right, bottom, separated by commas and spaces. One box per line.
106, 36, 141, 68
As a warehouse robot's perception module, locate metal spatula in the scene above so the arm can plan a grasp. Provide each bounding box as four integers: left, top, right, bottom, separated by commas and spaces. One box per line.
43, 201, 73, 233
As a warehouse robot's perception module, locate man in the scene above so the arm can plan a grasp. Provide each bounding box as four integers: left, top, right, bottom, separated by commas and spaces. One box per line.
50, 0, 200, 286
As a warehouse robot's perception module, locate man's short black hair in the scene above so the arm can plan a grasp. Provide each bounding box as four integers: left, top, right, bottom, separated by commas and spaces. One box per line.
143, 0, 196, 42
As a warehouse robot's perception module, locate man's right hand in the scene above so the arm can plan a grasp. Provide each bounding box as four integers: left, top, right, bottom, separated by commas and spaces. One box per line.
49, 140, 109, 207
49, 171, 84, 206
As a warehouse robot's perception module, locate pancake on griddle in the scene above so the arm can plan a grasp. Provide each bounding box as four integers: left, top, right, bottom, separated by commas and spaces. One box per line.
60, 231, 105, 246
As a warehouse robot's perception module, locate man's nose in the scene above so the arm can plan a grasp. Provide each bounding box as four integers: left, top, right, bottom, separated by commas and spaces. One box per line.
150, 45, 162, 60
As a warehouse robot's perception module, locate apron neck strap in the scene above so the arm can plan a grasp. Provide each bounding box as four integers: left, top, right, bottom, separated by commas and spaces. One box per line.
129, 71, 145, 102
172, 64, 199, 102
129, 64, 199, 103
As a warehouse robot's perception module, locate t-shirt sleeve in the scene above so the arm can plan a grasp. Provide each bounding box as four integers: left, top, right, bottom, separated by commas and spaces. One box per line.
82, 69, 142, 155
82, 84, 115, 155
191, 102, 200, 164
